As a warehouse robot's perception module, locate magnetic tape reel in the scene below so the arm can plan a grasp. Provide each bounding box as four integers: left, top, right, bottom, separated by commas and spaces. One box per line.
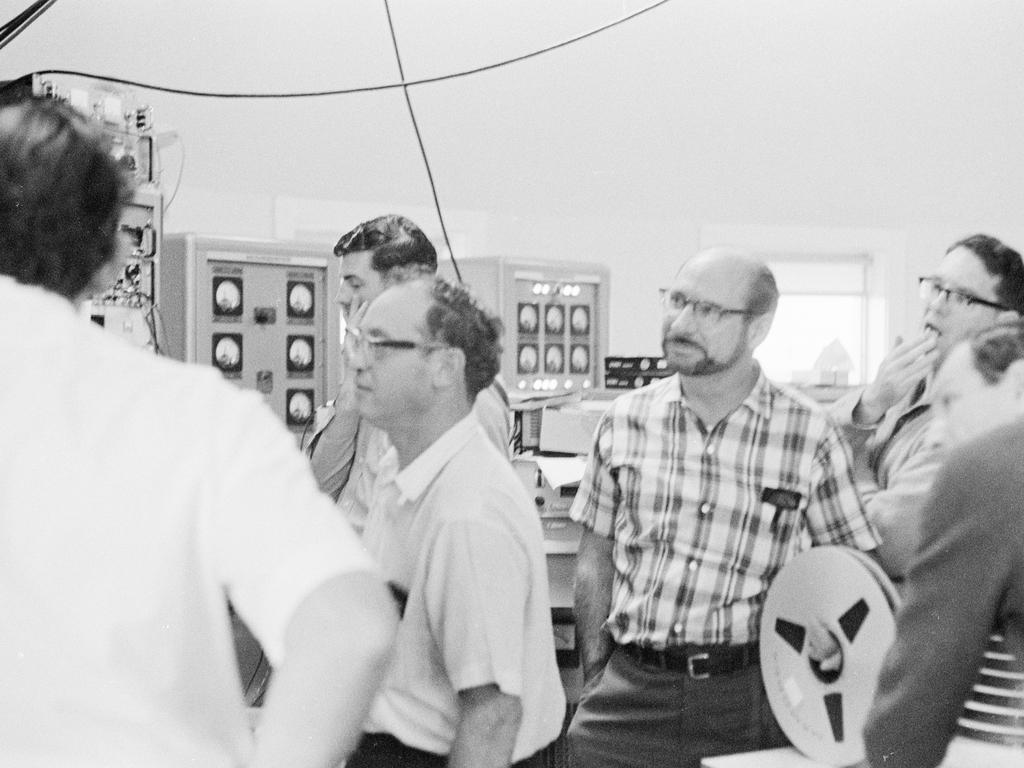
760, 546, 899, 766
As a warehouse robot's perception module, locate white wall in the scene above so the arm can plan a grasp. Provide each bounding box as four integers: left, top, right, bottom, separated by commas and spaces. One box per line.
4, 1, 1023, 366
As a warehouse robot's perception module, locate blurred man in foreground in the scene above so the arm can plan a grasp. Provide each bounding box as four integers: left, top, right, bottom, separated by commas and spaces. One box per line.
864, 321, 1024, 768
0, 98, 395, 767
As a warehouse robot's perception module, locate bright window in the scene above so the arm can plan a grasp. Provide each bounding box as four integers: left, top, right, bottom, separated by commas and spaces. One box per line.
756, 255, 877, 386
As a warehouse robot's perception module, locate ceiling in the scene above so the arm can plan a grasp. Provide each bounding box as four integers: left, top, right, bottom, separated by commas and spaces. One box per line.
1, 0, 1023, 230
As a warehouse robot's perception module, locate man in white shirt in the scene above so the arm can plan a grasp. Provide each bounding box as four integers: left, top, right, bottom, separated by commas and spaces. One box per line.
344, 276, 565, 768
0, 97, 395, 768
307, 214, 511, 533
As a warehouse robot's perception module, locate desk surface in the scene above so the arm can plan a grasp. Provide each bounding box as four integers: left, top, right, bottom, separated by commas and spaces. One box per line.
701, 740, 1024, 768
701, 748, 828, 767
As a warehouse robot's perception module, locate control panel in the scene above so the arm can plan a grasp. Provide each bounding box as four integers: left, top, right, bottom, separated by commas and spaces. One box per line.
0, 73, 164, 351
0, 72, 155, 186
160, 234, 340, 435
454, 257, 610, 394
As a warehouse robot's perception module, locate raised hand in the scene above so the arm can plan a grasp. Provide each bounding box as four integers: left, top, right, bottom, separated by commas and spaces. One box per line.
855, 333, 938, 425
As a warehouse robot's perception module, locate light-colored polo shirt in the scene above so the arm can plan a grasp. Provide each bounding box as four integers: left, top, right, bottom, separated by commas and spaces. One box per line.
362, 415, 565, 760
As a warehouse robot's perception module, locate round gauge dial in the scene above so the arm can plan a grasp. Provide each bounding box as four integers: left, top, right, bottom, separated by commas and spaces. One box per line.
571, 345, 590, 373
214, 337, 241, 369
288, 338, 313, 369
571, 306, 590, 334
545, 344, 564, 373
518, 303, 539, 334
518, 344, 539, 374
215, 280, 241, 313
288, 283, 313, 315
288, 391, 313, 422
545, 305, 565, 334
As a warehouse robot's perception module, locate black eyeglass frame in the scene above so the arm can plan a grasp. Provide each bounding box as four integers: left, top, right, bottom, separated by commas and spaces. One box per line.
660, 288, 755, 324
917, 276, 1009, 312
344, 326, 449, 361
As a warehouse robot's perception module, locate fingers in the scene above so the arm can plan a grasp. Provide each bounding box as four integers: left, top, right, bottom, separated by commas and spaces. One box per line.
806, 619, 843, 671
349, 297, 369, 329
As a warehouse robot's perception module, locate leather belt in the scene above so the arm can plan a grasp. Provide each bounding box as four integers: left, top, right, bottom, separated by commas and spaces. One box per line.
618, 641, 759, 679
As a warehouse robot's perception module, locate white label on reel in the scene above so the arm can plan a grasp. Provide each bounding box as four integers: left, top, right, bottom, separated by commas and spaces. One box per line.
783, 677, 804, 708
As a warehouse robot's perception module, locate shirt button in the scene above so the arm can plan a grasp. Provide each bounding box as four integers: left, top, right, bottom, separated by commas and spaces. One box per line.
687, 560, 697, 571
674, 622, 684, 634
705, 444, 715, 456
699, 502, 710, 515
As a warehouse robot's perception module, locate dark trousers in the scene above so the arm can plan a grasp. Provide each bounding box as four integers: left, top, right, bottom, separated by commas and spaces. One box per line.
347, 731, 547, 768
568, 646, 789, 768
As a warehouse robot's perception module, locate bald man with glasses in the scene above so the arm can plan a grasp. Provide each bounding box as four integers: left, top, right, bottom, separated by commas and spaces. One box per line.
567, 248, 878, 768
830, 233, 1024, 579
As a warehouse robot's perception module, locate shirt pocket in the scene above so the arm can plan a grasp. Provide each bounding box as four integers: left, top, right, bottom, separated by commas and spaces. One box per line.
758, 486, 804, 540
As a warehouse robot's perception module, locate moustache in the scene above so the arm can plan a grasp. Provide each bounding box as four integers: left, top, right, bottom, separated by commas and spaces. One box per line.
664, 335, 704, 351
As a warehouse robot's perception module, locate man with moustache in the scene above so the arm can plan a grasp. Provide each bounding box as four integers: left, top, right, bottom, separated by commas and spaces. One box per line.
830, 234, 1024, 578
567, 248, 878, 768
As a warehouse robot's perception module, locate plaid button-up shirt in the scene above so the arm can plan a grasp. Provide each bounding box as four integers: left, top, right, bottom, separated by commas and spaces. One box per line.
571, 371, 878, 648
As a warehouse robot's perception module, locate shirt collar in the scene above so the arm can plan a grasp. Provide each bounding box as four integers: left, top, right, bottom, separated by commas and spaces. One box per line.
656, 365, 773, 420
394, 413, 480, 503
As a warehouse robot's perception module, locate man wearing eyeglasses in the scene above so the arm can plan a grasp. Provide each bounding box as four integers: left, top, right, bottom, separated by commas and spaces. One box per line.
306, 214, 512, 533
567, 248, 878, 768
830, 233, 1024, 578
343, 277, 565, 768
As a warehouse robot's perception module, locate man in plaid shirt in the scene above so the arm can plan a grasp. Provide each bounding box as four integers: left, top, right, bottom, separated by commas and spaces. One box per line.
567, 248, 880, 768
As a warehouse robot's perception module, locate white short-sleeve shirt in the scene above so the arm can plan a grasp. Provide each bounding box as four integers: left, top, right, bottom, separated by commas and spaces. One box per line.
362, 415, 565, 760
0, 278, 375, 768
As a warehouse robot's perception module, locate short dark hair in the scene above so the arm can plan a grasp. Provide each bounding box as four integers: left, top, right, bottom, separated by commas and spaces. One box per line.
947, 234, 1024, 314
422, 277, 503, 402
333, 214, 437, 275
745, 262, 780, 316
970, 320, 1024, 385
0, 98, 132, 299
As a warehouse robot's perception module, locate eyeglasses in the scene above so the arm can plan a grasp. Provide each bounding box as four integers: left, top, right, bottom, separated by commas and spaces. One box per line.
918, 277, 1008, 311
661, 289, 753, 324
344, 325, 448, 363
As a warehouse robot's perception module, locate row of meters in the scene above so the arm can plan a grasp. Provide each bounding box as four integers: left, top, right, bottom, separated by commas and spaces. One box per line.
517, 342, 590, 375
213, 277, 317, 321
212, 334, 316, 375
517, 302, 590, 336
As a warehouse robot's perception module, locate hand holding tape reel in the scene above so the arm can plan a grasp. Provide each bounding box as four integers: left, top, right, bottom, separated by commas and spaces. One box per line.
760, 546, 900, 767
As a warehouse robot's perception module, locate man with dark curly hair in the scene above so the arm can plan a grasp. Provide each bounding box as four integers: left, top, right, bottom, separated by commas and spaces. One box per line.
0, 97, 396, 768
344, 276, 565, 768
307, 214, 511, 533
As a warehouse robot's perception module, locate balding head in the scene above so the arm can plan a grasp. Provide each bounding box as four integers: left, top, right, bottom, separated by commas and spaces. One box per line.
679, 248, 779, 317
662, 248, 779, 378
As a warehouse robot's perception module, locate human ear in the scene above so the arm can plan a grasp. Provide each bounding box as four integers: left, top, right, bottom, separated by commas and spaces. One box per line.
746, 311, 774, 349
1006, 359, 1024, 405
431, 346, 466, 392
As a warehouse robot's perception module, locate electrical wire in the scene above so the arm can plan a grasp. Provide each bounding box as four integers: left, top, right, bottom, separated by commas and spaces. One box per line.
26, 1, 671, 285
161, 137, 186, 214
30, 0, 671, 99
381, 0, 459, 280
0, 0, 59, 52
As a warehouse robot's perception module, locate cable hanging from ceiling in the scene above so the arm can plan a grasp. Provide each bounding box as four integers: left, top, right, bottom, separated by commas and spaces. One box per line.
30, 0, 672, 99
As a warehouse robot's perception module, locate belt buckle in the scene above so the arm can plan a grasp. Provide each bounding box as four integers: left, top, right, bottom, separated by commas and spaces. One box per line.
687, 651, 711, 680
